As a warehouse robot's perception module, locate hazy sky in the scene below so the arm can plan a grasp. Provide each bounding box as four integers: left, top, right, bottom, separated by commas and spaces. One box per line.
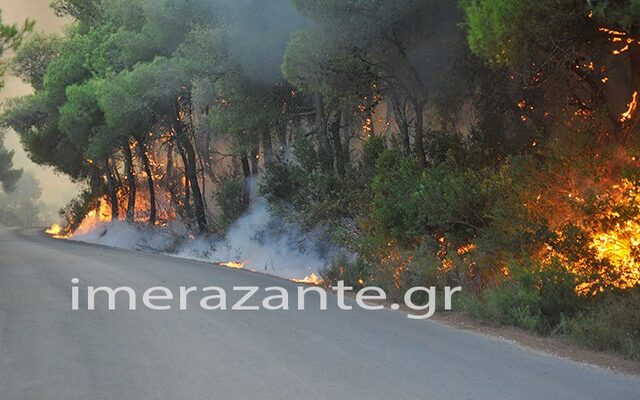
0, 0, 78, 208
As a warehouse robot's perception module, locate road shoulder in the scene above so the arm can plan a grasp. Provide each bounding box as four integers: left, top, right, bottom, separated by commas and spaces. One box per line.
431, 311, 640, 376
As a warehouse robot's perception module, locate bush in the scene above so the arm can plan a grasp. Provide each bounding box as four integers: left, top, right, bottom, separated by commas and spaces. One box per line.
462, 258, 579, 333
370, 150, 422, 241
320, 255, 370, 289
261, 136, 385, 232
215, 178, 248, 232
566, 289, 640, 360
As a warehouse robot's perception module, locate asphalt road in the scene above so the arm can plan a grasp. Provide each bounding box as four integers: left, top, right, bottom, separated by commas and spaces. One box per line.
1, 227, 639, 399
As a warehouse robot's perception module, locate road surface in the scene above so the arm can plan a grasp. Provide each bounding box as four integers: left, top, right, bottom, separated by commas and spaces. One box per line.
1, 227, 639, 399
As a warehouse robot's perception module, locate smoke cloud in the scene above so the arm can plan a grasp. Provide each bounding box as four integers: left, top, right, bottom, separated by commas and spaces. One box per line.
70, 200, 336, 280
215, 0, 309, 83
0, 0, 77, 211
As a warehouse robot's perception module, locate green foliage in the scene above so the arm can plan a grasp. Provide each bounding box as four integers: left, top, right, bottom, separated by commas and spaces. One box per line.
261, 135, 383, 231
0, 9, 34, 193
2, 94, 85, 179
59, 80, 105, 156
566, 289, 640, 360
462, 259, 579, 333
371, 150, 514, 243
370, 151, 422, 241
321, 255, 370, 289
10, 33, 60, 91
461, 0, 587, 69
98, 57, 186, 138
282, 28, 374, 100
215, 178, 248, 232
51, 0, 103, 23
0, 10, 34, 87
0, 135, 22, 193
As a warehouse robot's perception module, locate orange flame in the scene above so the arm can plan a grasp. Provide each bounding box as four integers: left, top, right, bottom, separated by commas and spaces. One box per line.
621, 91, 638, 122
217, 261, 245, 269
45, 223, 71, 239
291, 273, 323, 285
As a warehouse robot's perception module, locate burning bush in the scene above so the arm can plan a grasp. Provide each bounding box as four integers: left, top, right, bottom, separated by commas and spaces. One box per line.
538, 177, 640, 295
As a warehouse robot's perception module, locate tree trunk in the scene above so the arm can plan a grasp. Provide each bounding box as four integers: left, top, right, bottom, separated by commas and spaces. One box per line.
241, 154, 251, 206
137, 140, 156, 226
250, 145, 259, 176
314, 93, 334, 171
314, 92, 324, 135
261, 125, 273, 164
122, 141, 136, 222
195, 145, 208, 212
105, 157, 119, 221
391, 95, 411, 156
330, 110, 345, 177
341, 109, 352, 168
174, 121, 207, 233
411, 98, 427, 167
165, 141, 180, 210
276, 122, 287, 159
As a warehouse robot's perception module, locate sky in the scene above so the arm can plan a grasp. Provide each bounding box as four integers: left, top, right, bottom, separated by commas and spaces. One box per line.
0, 0, 78, 208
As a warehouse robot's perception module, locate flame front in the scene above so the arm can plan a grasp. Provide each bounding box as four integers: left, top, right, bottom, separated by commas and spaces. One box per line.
291, 273, 323, 285
217, 261, 245, 269
45, 224, 71, 239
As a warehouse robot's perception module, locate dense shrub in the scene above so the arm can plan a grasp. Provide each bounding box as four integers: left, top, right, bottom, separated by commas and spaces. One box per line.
321, 255, 371, 290
215, 178, 247, 232
461, 258, 579, 333
566, 289, 640, 360
261, 136, 385, 231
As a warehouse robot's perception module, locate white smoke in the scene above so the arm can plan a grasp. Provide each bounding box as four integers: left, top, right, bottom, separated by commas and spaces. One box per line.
69, 200, 335, 280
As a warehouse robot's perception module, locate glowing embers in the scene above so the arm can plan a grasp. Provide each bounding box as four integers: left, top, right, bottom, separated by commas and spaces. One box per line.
599, 26, 640, 55
621, 91, 638, 123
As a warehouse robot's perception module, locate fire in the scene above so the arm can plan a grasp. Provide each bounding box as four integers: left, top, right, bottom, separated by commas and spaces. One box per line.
45, 223, 63, 235
621, 91, 638, 122
45, 223, 71, 239
97, 199, 112, 222
291, 273, 323, 285
537, 178, 640, 295
457, 243, 477, 255
216, 261, 245, 269
599, 27, 627, 37
589, 219, 640, 290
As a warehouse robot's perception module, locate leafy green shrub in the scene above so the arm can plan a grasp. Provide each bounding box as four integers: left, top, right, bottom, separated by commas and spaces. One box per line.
215, 178, 248, 232
261, 136, 385, 232
320, 255, 371, 289
462, 258, 579, 333
566, 289, 640, 360
370, 150, 422, 241
260, 159, 305, 207
463, 276, 542, 331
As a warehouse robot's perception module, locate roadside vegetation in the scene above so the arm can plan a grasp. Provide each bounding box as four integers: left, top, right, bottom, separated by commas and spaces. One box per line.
2, 0, 640, 359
